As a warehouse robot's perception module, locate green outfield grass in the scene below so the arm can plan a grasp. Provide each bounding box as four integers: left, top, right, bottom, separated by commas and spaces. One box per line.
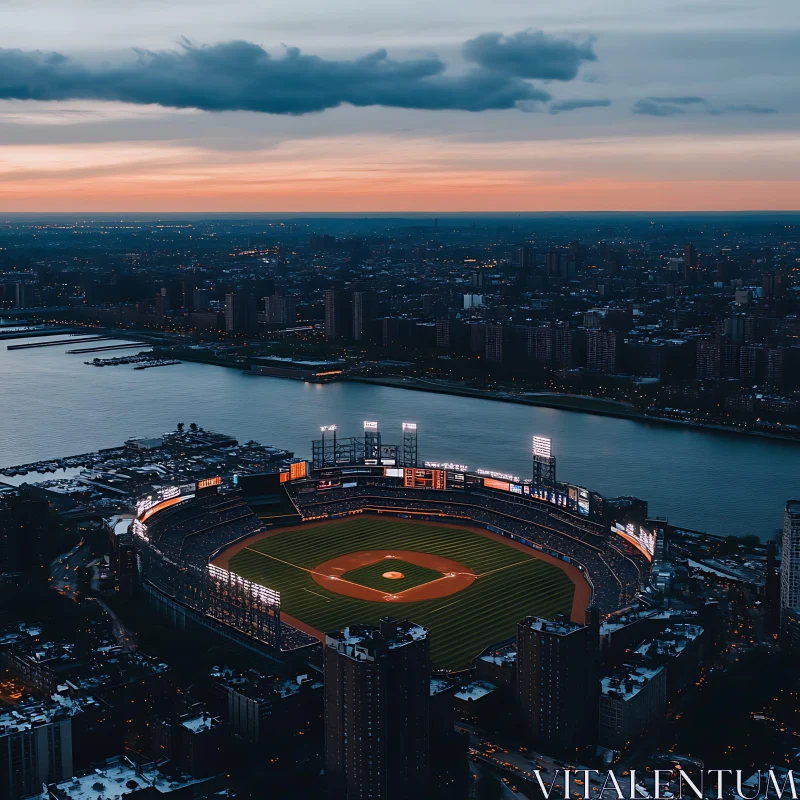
227, 515, 575, 669
342, 559, 442, 593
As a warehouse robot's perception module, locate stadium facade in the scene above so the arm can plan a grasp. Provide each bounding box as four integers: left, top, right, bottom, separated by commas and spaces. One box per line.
132, 422, 658, 665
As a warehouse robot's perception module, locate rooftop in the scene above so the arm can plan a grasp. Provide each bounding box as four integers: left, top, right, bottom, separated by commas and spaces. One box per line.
326, 618, 428, 662
0, 698, 85, 735
43, 755, 213, 800
454, 680, 498, 703
430, 678, 454, 697
181, 714, 215, 734
479, 650, 517, 667
524, 615, 584, 637
601, 665, 665, 702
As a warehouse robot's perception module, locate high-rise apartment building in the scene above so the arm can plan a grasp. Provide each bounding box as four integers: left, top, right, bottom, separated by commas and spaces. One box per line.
265, 291, 297, 326
352, 290, 375, 342
324, 289, 345, 340
324, 618, 430, 800
517, 613, 598, 754
485, 323, 504, 363
780, 501, 800, 624
0, 703, 73, 800
224, 292, 258, 335
587, 330, 619, 373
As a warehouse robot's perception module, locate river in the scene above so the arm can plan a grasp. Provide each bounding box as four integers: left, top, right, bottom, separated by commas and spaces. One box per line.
1, 330, 798, 540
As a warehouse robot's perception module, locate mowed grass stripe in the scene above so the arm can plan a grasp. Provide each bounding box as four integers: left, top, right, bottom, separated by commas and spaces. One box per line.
228, 516, 575, 669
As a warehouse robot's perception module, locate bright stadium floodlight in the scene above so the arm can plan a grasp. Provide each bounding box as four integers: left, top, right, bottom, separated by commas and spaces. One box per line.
532, 435, 552, 458
402, 422, 417, 431
320, 425, 337, 433
364, 421, 378, 430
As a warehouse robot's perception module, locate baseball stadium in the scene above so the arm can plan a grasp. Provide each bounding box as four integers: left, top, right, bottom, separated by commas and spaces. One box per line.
132, 422, 655, 671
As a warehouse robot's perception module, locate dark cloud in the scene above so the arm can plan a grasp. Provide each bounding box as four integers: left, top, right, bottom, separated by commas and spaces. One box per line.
725, 104, 777, 114
462, 30, 597, 81
633, 95, 779, 117
646, 96, 707, 105
632, 96, 707, 116
0, 34, 596, 116
548, 98, 611, 114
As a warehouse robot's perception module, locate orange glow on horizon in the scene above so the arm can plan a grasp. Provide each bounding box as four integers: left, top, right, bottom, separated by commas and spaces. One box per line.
0, 133, 797, 211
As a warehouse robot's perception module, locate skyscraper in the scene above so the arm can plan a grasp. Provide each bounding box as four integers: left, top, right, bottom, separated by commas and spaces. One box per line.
266, 291, 297, 325
224, 292, 258, 335
780, 501, 800, 623
762, 271, 785, 300
352, 290, 375, 342
516, 245, 533, 292
485, 323, 504, 363
545, 250, 561, 277
324, 618, 430, 800
683, 242, 698, 283
324, 289, 343, 340
587, 330, 619, 373
517, 613, 599, 754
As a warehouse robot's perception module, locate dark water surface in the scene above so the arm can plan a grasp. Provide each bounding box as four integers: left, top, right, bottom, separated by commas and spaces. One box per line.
2, 332, 798, 540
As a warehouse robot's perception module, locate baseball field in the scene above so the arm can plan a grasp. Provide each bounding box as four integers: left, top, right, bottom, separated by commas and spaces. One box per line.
219, 514, 582, 669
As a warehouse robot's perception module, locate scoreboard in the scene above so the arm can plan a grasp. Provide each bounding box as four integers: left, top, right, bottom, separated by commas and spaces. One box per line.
403, 468, 446, 490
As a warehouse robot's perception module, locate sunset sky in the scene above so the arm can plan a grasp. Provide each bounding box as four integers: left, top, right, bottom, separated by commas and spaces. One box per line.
0, 0, 797, 211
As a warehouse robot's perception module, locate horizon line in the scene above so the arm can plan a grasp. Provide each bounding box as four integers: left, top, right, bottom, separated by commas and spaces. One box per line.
2, 210, 800, 217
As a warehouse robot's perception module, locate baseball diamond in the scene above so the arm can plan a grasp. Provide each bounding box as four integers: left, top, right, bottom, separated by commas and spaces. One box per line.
216, 515, 585, 669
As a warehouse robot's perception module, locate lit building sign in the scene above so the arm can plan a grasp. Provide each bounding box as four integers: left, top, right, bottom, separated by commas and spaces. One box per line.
207, 564, 281, 607
136, 484, 195, 520
613, 523, 656, 561
477, 468, 521, 483
138, 494, 192, 523
532, 436, 552, 458
197, 476, 221, 490
159, 485, 181, 501
483, 478, 511, 492
363, 421, 379, 430
424, 461, 469, 472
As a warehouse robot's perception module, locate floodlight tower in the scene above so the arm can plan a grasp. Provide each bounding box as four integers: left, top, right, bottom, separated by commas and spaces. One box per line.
402, 423, 418, 468
364, 420, 381, 463
532, 435, 556, 488
321, 425, 337, 467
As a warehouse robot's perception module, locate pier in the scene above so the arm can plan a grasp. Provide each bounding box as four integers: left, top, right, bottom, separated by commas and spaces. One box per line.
0, 327, 83, 341
67, 342, 149, 354
7, 336, 112, 350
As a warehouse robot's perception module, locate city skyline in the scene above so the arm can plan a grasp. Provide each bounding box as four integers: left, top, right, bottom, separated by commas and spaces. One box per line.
0, 0, 798, 211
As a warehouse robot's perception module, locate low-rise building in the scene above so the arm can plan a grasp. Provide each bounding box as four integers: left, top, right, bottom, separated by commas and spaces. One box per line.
41, 754, 218, 800
453, 680, 499, 725
598, 665, 666, 750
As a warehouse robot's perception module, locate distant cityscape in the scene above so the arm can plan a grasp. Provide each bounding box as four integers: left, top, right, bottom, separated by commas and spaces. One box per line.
1, 213, 799, 438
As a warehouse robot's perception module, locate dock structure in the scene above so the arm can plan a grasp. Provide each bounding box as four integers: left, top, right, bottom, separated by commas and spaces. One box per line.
0, 327, 84, 341
67, 342, 149, 354
6, 336, 112, 350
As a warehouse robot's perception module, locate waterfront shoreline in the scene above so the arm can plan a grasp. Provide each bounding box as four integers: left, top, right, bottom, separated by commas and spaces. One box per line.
345, 375, 800, 445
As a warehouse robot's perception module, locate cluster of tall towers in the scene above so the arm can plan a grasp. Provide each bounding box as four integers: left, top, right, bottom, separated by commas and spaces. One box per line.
323, 609, 600, 799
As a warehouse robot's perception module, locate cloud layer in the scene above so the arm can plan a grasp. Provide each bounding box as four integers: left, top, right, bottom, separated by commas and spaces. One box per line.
462, 30, 597, 80
0, 31, 599, 116
548, 98, 611, 114
633, 96, 778, 117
